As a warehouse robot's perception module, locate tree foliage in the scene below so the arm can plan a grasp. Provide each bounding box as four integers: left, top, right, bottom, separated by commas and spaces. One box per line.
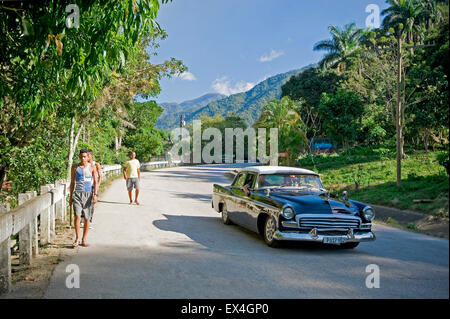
318, 89, 365, 150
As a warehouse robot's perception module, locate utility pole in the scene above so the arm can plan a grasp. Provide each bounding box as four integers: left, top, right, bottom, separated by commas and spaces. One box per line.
396, 32, 403, 187
179, 114, 185, 140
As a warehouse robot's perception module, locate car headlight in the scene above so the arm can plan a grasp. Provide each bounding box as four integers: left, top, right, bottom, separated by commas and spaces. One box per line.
362, 206, 375, 221
282, 207, 295, 219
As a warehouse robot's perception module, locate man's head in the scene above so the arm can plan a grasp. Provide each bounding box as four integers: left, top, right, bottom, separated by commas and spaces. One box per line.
79, 149, 90, 164
258, 175, 267, 187
87, 149, 94, 162
129, 151, 136, 160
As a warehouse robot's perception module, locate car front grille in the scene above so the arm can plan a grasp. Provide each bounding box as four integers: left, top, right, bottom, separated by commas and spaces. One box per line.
297, 214, 361, 230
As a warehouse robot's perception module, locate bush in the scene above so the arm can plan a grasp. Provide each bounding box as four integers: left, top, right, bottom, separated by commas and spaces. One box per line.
437, 151, 449, 176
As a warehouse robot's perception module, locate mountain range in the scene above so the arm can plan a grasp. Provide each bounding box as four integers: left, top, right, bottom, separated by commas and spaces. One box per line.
157, 93, 226, 129
156, 66, 313, 131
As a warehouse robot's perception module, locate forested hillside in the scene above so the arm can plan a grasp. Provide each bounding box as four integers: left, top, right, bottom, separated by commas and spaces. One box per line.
157, 67, 314, 131
157, 93, 226, 130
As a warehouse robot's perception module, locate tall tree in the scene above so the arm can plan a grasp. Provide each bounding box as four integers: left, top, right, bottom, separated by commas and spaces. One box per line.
0, 1, 171, 181
381, 0, 429, 185
382, 0, 425, 52
313, 23, 365, 72
318, 89, 365, 151
254, 97, 308, 164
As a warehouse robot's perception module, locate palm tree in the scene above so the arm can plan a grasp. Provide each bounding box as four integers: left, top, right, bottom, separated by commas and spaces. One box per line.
419, 0, 444, 30
382, 0, 425, 47
313, 23, 365, 72
254, 97, 308, 164
255, 97, 300, 130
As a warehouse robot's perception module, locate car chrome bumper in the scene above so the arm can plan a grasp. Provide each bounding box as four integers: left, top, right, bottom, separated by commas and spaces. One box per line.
273, 230, 376, 243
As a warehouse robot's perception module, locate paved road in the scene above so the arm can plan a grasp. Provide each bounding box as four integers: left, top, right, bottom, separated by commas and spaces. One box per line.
44, 164, 449, 298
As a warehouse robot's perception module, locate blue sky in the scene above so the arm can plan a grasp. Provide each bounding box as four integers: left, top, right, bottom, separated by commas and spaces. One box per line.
150, 0, 388, 104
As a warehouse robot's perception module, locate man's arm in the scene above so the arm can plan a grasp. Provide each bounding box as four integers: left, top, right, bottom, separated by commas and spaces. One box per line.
243, 183, 251, 196
92, 165, 98, 203
123, 163, 127, 180
137, 160, 141, 180
68, 165, 76, 205
95, 162, 102, 185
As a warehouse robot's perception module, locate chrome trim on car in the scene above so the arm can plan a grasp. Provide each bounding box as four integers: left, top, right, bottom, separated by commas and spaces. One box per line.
281, 204, 295, 220
362, 206, 376, 221
295, 214, 361, 229
217, 193, 280, 213
281, 220, 298, 228
273, 230, 376, 243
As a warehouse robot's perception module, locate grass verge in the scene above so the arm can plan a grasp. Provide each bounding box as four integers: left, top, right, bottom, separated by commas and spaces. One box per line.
297, 149, 449, 218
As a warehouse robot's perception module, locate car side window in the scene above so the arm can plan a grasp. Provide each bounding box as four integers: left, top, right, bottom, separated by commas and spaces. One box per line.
232, 173, 247, 187
244, 173, 255, 189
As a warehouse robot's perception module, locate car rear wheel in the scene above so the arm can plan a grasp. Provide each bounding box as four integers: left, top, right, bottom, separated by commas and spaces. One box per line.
221, 203, 232, 225
264, 216, 281, 248
340, 242, 360, 249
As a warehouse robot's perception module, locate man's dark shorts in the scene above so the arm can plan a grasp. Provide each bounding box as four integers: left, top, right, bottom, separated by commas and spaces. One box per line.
126, 178, 140, 191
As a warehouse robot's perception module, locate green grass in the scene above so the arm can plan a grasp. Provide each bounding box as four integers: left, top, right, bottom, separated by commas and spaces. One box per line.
297, 150, 449, 218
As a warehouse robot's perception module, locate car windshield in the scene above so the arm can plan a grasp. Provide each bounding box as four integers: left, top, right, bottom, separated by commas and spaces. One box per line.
256, 174, 323, 190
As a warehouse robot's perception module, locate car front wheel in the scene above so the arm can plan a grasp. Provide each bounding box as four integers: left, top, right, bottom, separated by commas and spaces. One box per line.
221, 203, 232, 225
264, 216, 281, 248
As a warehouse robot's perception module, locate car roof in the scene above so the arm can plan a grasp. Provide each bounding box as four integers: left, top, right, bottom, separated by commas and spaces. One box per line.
239, 166, 319, 176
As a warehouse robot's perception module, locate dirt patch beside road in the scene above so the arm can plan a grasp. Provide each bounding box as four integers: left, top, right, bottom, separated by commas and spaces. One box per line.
0, 224, 76, 299
372, 204, 449, 239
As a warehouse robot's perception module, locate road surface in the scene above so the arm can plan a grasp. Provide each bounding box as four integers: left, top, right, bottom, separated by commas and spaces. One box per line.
44, 164, 449, 298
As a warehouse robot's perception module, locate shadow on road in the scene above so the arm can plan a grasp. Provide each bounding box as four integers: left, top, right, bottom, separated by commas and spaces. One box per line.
153, 213, 362, 254
168, 192, 212, 203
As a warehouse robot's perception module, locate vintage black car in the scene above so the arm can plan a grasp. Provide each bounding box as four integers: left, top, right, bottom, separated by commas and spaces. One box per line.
212, 166, 376, 248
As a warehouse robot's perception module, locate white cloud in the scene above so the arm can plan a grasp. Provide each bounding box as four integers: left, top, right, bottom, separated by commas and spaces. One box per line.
259, 49, 284, 62
212, 76, 255, 96
177, 72, 197, 81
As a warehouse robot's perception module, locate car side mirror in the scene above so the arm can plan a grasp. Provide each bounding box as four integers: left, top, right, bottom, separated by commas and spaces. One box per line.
342, 190, 348, 201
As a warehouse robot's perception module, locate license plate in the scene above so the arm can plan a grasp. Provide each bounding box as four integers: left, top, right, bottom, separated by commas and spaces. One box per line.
323, 237, 347, 244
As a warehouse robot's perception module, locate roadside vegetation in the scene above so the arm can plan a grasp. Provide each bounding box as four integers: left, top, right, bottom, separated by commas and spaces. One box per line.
297, 146, 449, 218
257, 0, 449, 217
0, 1, 182, 205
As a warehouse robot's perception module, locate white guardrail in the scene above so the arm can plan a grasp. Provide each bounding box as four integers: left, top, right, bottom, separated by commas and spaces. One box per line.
0, 164, 122, 294
140, 160, 181, 171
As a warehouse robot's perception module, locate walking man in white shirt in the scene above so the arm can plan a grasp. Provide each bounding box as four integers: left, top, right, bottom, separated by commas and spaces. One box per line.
123, 151, 141, 205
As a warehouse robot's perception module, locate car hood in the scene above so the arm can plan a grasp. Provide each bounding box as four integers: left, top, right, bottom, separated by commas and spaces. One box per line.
268, 191, 359, 215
